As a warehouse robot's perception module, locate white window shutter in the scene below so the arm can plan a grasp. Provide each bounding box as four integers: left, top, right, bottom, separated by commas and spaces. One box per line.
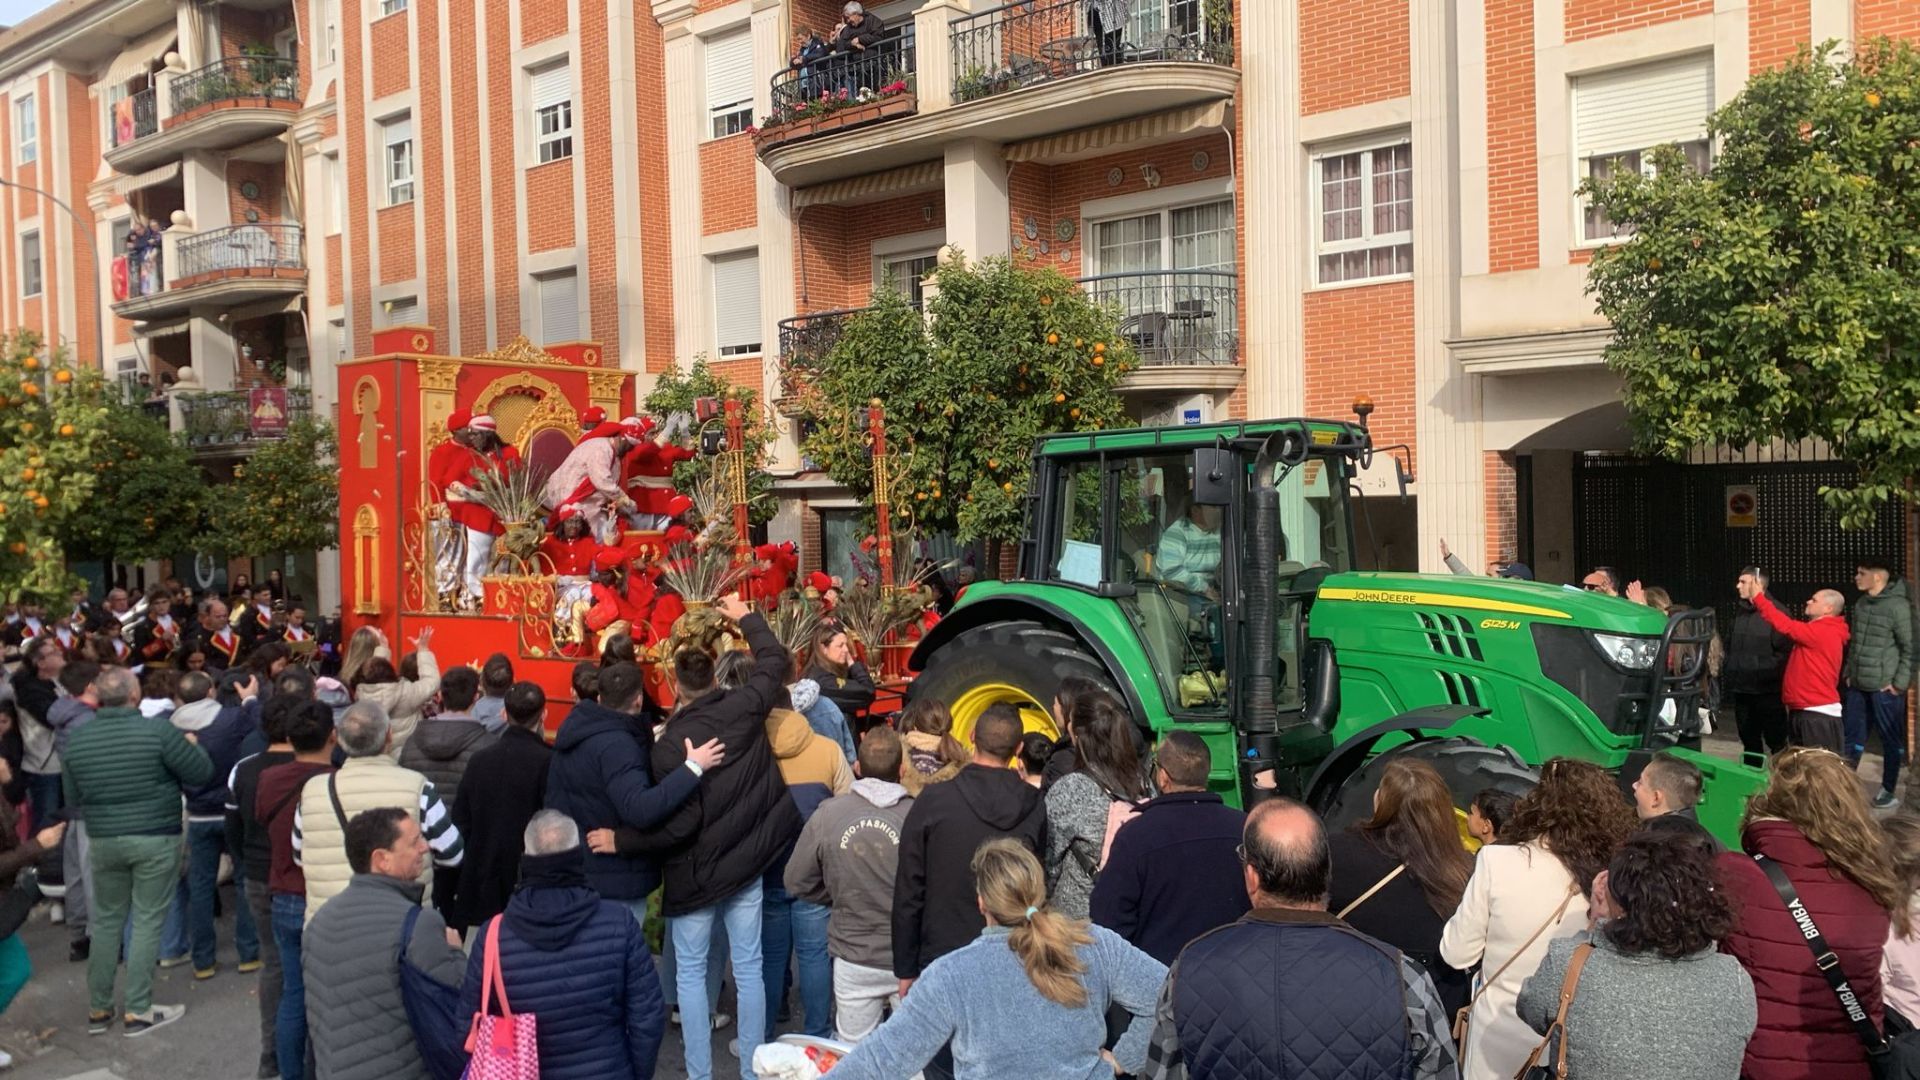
531, 62, 570, 110
538, 271, 580, 343
1575, 55, 1713, 158
384, 116, 412, 147
385, 296, 420, 326
705, 30, 753, 116
711, 251, 762, 353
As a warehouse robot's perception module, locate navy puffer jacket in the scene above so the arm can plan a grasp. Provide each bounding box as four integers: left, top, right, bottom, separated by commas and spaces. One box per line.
461, 850, 666, 1080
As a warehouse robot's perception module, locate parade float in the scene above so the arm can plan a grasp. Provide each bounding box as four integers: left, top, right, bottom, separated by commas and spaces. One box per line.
335, 325, 938, 727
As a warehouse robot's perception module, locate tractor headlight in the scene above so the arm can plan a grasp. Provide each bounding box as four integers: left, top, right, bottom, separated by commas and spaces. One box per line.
1591, 632, 1660, 670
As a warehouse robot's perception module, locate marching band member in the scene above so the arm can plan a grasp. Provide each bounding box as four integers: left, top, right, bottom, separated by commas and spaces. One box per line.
133, 588, 181, 668
238, 584, 280, 652
280, 603, 312, 644
194, 597, 244, 672
426, 409, 475, 606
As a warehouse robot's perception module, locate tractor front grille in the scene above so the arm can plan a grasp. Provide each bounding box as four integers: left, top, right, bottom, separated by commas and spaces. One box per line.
1416, 611, 1485, 662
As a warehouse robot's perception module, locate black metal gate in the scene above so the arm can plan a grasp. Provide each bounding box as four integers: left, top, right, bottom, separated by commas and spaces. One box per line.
1573, 454, 1909, 622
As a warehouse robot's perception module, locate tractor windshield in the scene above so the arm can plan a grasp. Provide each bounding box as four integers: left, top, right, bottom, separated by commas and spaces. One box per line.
1257, 452, 1355, 710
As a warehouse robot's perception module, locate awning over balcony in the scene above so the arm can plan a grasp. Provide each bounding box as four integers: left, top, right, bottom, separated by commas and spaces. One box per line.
103, 24, 177, 86
1004, 100, 1229, 164
112, 161, 179, 197
792, 160, 943, 210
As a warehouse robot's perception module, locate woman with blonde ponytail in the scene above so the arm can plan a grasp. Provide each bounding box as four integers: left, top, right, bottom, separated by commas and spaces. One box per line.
826, 838, 1167, 1080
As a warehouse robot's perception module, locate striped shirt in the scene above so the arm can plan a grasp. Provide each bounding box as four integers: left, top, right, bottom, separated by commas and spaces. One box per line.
292, 780, 465, 868
1157, 518, 1222, 592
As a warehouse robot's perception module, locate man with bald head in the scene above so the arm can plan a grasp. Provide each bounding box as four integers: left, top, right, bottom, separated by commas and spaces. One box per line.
1751, 584, 1851, 754
1142, 799, 1459, 1080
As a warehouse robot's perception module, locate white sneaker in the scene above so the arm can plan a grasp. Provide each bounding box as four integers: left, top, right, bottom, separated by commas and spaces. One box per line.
124, 1003, 187, 1037
48, 902, 63, 925
0, 1046, 15, 1068
712, 1011, 732, 1031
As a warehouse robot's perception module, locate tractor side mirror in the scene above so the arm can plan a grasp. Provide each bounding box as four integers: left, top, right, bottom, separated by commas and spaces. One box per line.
1395, 456, 1412, 503
1191, 448, 1235, 506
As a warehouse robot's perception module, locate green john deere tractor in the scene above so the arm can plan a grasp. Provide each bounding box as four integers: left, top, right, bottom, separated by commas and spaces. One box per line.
908, 416, 1769, 848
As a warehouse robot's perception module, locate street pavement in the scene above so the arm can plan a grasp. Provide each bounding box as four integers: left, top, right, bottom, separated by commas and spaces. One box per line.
0, 728, 1894, 1079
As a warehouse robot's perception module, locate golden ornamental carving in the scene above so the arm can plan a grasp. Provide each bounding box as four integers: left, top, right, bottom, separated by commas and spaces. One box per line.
471, 371, 578, 453
477, 335, 567, 367
581, 347, 601, 367
409, 332, 431, 352
353, 504, 382, 615
417, 358, 462, 392
586, 370, 626, 411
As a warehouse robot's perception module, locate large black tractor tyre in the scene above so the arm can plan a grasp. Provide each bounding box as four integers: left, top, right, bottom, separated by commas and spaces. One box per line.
1317, 736, 1538, 834
910, 621, 1117, 744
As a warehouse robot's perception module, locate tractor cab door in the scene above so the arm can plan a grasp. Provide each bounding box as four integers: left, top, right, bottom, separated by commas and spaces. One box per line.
1242, 453, 1356, 715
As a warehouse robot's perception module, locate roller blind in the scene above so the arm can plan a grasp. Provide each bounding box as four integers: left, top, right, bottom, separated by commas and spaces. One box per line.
538, 270, 579, 343
705, 30, 753, 118
711, 251, 761, 355
385, 296, 420, 326
383, 116, 411, 148
531, 62, 569, 110
1574, 54, 1713, 158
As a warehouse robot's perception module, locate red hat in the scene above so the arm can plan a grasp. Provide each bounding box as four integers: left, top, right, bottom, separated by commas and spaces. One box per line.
806, 571, 836, 593
447, 408, 472, 433
664, 494, 694, 519
468, 414, 498, 433
584, 421, 625, 441
552, 506, 581, 529
580, 406, 607, 427
620, 415, 655, 440
591, 545, 633, 574
662, 524, 695, 547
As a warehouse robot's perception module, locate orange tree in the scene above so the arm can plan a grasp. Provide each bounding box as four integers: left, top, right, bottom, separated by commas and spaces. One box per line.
800, 256, 1134, 547
58, 400, 207, 567
643, 355, 778, 525
0, 331, 116, 600
208, 419, 340, 557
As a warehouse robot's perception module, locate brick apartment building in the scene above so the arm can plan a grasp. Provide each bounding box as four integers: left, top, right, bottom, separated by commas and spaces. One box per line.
0, 0, 1913, 611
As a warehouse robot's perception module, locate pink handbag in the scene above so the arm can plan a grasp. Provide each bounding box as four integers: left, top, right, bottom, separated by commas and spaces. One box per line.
463, 918, 540, 1080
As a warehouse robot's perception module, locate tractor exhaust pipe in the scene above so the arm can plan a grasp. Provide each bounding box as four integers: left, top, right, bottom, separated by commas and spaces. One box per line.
1237, 430, 1312, 800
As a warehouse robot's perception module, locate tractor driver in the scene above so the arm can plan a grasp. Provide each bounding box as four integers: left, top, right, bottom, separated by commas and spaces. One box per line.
1158, 502, 1224, 601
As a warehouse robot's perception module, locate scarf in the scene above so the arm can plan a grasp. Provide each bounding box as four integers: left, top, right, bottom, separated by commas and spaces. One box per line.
517, 848, 590, 891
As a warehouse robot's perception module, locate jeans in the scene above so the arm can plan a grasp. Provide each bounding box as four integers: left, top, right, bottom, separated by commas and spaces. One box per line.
23, 771, 60, 833
162, 876, 189, 961
1730, 690, 1790, 761
762, 876, 832, 1038
1844, 686, 1909, 793
87, 833, 181, 1016
246, 878, 281, 1074
669, 883, 767, 1080
643, 900, 724, 1013
60, 815, 90, 944
832, 958, 899, 1043
271, 893, 309, 1080
0, 935, 29, 1014
185, 820, 259, 969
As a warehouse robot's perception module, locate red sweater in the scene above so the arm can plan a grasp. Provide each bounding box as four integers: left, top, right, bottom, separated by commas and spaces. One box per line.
1752, 593, 1850, 710
1719, 820, 1889, 1080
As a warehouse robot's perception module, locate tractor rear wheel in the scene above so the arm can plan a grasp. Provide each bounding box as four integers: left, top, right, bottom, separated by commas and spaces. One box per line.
911, 621, 1116, 746
1318, 736, 1538, 838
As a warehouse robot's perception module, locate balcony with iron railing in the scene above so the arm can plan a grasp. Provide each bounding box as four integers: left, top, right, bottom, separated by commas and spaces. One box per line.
1080, 270, 1238, 366
112, 223, 306, 321
774, 301, 920, 414
759, 0, 1237, 188
104, 54, 301, 173
176, 386, 312, 454
759, 28, 918, 152
108, 88, 159, 149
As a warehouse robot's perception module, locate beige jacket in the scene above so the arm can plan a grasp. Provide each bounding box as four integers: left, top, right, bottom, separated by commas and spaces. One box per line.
352, 647, 440, 757
295, 756, 433, 923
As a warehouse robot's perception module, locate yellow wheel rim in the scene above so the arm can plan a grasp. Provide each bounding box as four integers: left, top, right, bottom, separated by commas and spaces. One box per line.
949, 682, 1060, 747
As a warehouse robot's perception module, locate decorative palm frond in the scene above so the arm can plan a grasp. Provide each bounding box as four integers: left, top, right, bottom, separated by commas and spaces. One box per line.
469, 458, 551, 527
833, 579, 929, 655
657, 521, 752, 605
766, 588, 825, 659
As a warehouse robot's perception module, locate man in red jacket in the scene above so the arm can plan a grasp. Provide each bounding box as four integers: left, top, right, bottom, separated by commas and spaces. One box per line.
426, 409, 474, 605
540, 510, 599, 653
1752, 587, 1851, 753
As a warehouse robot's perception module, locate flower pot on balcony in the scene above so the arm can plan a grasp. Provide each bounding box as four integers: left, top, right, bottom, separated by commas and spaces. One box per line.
814, 92, 915, 136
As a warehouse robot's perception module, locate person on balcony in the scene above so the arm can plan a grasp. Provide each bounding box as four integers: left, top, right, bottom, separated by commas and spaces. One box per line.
789, 27, 831, 101
125, 221, 151, 298
1087, 0, 1131, 68
832, 3, 888, 94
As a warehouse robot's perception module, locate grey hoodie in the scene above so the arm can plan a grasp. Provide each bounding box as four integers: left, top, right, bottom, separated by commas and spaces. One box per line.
169, 697, 223, 733
786, 777, 913, 969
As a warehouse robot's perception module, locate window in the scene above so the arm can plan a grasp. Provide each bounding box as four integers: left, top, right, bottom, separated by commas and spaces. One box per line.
326, 0, 339, 62
530, 62, 573, 164
1312, 141, 1412, 285
382, 295, 419, 327
711, 250, 762, 356
331, 317, 348, 365
705, 30, 754, 140
535, 269, 579, 343
381, 116, 414, 205
323, 152, 343, 234
14, 95, 35, 164
1088, 198, 1237, 363
380, 0, 408, 15
20, 231, 41, 297
881, 251, 939, 306
1575, 55, 1714, 242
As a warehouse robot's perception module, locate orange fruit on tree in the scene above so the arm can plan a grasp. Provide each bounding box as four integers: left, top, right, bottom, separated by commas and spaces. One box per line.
987, 458, 998, 469
1002, 481, 1014, 493
53, 370, 71, 384
7, 542, 22, 555
1047, 333, 1059, 345
1094, 342, 1107, 354
19, 468, 32, 482
1040, 296, 1054, 306
1054, 393, 1066, 403
1070, 407, 1081, 418
32, 496, 48, 510
1074, 338, 1084, 348
18, 423, 32, 434
1867, 90, 1883, 108
21, 356, 38, 371
58, 424, 74, 436
23, 491, 38, 502
20, 383, 38, 396
1092, 356, 1104, 367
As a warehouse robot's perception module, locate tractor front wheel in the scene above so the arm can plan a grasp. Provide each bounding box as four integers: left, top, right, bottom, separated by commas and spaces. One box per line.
1318, 736, 1538, 841
911, 621, 1116, 746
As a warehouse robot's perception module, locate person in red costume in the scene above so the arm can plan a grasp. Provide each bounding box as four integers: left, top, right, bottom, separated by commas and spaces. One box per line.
442, 414, 522, 610
806, 571, 842, 612
426, 409, 474, 604
578, 405, 607, 433
540, 509, 600, 652
621, 414, 698, 531
744, 542, 799, 607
